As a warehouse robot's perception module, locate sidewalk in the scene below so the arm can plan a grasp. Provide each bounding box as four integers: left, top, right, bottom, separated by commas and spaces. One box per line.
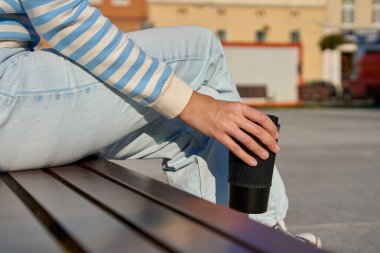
268, 108, 380, 253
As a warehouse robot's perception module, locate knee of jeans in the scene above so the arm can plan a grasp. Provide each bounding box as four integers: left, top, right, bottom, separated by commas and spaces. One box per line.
188, 26, 213, 37
183, 26, 222, 51
194, 26, 223, 51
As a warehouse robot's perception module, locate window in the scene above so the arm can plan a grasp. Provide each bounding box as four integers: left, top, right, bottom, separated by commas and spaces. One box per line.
342, 0, 355, 26
110, 0, 130, 6
290, 30, 300, 43
373, 0, 380, 25
216, 30, 226, 41
256, 30, 266, 43
255, 10, 266, 17
177, 7, 188, 15
216, 8, 227, 16
290, 10, 300, 17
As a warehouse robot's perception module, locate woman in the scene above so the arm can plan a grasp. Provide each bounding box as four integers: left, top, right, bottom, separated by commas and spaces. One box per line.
0, 0, 320, 247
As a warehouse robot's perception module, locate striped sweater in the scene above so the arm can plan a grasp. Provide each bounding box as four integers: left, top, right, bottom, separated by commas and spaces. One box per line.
0, 0, 193, 118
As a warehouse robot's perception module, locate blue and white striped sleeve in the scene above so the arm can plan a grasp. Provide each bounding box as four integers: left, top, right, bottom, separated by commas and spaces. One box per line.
19, 0, 193, 118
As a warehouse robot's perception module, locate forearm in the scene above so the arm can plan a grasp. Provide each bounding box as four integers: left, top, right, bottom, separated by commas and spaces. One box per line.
20, 0, 192, 118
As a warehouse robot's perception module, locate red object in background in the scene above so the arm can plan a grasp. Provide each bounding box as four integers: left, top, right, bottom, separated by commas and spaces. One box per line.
344, 52, 380, 102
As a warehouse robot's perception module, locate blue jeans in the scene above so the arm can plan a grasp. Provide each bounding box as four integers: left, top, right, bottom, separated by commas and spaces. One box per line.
0, 26, 288, 226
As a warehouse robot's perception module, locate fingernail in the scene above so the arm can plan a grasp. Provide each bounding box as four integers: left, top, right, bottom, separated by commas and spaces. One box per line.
275, 144, 280, 152
249, 159, 257, 166
275, 132, 280, 139
262, 151, 269, 159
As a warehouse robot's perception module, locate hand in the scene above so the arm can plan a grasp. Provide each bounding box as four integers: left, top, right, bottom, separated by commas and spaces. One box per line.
178, 92, 280, 166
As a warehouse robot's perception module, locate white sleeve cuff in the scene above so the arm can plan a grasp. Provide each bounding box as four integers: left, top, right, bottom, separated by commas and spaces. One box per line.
150, 74, 193, 119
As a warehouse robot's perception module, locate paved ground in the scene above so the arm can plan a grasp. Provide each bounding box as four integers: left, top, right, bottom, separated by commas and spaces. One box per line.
266, 108, 380, 253
111, 108, 380, 253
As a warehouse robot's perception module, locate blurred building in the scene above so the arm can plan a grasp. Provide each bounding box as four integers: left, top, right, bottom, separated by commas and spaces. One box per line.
88, 0, 148, 31
322, 0, 380, 90
325, 0, 380, 38
35, 0, 380, 95
148, 0, 325, 84
39, 0, 148, 47
148, 0, 380, 93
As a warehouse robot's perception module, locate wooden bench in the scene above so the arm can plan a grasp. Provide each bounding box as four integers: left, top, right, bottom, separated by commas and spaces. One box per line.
0, 158, 327, 253
236, 85, 268, 99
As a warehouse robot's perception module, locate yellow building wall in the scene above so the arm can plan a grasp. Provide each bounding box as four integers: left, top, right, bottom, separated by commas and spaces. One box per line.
356, 0, 373, 27
326, 0, 375, 28
148, 3, 324, 82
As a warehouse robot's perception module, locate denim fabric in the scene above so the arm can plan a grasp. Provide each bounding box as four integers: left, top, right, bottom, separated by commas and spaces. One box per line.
0, 26, 288, 226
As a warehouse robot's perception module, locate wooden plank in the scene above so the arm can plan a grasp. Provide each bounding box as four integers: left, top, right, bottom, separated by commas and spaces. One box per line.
0, 174, 63, 253
50, 165, 253, 253
9, 170, 167, 253
81, 159, 327, 253
237, 85, 267, 98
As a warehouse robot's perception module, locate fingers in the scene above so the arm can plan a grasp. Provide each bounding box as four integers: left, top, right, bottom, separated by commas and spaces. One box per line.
239, 118, 280, 154
220, 134, 258, 166
219, 121, 279, 167
242, 105, 279, 139
214, 102, 279, 163
178, 95, 280, 166
232, 128, 270, 160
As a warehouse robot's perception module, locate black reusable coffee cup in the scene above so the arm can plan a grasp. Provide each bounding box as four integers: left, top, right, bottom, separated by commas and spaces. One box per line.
228, 114, 280, 214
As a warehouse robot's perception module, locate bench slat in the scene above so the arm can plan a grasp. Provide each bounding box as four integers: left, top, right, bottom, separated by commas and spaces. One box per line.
0, 175, 63, 253
50, 165, 252, 253
81, 159, 325, 253
9, 169, 167, 253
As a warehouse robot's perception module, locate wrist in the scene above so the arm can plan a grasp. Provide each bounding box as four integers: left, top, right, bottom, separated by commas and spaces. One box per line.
179, 92, 213, 122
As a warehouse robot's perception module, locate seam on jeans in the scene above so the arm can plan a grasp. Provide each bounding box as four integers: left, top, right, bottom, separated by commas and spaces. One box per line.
0, 83, 103, 100
132, 128, 206, 148
218, 69, 234, 84
0, 92, 14, 99
196, 156, 208, 199
196, 157, 203, 198
163, 49, 220, 64
164, 57, 209, 64
207, 49, 232, 83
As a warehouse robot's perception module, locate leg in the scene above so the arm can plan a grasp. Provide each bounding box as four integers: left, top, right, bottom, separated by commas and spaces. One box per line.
126, 26, 240, 102
0, 47, 161, 171
0, 26, 287, 226
102, 26, 289, 226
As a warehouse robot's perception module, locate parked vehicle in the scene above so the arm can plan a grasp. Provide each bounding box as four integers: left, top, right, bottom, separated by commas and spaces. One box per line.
343, 52, 380, 103
299, 80, 337, 101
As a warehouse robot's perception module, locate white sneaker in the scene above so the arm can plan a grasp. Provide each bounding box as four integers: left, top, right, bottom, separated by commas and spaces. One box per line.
273, 220, 323, 249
